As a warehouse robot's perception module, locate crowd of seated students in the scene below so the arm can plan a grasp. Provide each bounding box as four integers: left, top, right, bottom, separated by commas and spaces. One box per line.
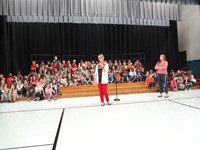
0, 55, 197, 103
144, 69, 197, 91
168, 70, 196, 91
0, 72, 60, 102
0, 56, 146, 102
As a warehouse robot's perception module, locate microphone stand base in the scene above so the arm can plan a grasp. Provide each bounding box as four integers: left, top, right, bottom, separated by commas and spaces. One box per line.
114, 98, 120, 101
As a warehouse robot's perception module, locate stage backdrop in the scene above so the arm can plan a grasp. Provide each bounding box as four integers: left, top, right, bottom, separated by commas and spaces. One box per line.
0, 16, 179, 75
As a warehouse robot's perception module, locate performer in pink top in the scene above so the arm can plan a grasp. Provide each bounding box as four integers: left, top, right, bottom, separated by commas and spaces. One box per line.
154, 54, 169, 98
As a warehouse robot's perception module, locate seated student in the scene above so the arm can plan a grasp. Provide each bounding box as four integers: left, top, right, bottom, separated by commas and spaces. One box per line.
170, 70, 175, 78
45, 84, 56, 101
136, 68, 142, 82
184, 76, 192, 90
6, 73, 15, 86
177, 76, 185, 90
34, 82, 45, 101
39, 64, 46, 75
90, 72, 96, 85
129, 68, 136, 82
31, 61, 37, 72
121, 65, 129, 83
1, 84, 9, 102
52, 62, 59, 71
26, 83, 35, 101
16, 80, 24, 97
108, 71, 115, 83
60, 75, 67, 87
35, 64, 40, 73
46, 71, 53, 84
170, 77, 178, 91
127, 59, 133, 68
145, 74, 156, 90
53, 55, 60, 64
141, 68, 146, 81
0, 79, 6, 99
143, 71, 150, 82
79, 74, 85, 85
72, 59, 78, 72
190, 74, 196, 86
22, 80, 29, 97
177, 70, 182, 77
73, 72, 80, 85
9, 83, 17, 102
0, 74, 4, 81
40, 77, 47, 89
17, 71, 23, 80
51, 79, 61, 95
61, 60, 67, 69
67, 73, 74, 86
30, 75, 37, 87
84, 73, 92, 85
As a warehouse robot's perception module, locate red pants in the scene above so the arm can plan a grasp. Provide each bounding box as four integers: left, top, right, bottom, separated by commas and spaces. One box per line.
98, 83, 109, 103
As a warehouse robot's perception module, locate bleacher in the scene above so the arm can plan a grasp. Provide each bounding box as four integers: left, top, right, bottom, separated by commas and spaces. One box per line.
58, 79, 200, 98
17, 78, 200, 101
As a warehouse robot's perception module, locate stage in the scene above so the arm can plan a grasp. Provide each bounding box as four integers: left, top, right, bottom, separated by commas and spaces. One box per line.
1, 90, 200, 150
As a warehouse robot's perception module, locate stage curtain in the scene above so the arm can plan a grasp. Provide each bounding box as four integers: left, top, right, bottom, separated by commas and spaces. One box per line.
0, 0, 182, 26
0, 16, 179, 75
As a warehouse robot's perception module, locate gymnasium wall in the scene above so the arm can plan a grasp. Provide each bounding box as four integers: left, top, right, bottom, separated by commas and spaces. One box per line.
177, 5, 200, 76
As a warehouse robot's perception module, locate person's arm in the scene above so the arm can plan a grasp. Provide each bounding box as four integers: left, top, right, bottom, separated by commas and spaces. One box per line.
35, 87, 38, 93
5, 89, 9, 95
41, 87, 45, 97
89, 77, 91, 83
145, 78, 148, 86
20, 84, 24, 90
154, 62, 160, 70
50, 89, 52, 97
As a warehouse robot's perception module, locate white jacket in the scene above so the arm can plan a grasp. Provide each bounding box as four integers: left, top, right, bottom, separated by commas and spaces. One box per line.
95, 63, 109, 84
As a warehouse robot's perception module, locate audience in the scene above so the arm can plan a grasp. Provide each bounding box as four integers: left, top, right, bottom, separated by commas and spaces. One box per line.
9, 83, 17, 102
145, 74, 156, 90
0, 56, 197, 103
170, 77, 178, 91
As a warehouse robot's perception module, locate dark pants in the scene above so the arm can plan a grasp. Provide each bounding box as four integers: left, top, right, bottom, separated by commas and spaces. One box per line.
185, 83, 192, 90
149, 82, 156, 87
35, 92, 44, 100
157, 74, 168, 94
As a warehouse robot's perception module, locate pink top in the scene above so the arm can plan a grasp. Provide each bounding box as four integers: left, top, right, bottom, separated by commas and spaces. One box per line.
154, 61, 168, 74
45, 88, 52, 95
170, 80, 177, 88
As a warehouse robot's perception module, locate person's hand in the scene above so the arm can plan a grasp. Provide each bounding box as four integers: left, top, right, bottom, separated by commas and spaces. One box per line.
103, 68, 106, 73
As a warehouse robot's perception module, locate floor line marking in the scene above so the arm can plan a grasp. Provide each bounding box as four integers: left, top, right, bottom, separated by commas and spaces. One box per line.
0, 144, 53, 150
0, 95, 200, 114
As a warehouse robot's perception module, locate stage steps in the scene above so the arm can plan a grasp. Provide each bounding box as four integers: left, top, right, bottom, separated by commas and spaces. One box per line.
58, 79, 200, 98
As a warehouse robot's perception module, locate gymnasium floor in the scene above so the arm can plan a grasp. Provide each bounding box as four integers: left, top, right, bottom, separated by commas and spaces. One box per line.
1, 90, 200, 150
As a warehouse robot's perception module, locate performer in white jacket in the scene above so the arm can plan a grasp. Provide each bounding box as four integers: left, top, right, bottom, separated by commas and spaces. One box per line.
95, 54, 111, 106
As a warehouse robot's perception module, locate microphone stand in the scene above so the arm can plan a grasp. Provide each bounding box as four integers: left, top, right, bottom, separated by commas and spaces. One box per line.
114, 80, 120, 101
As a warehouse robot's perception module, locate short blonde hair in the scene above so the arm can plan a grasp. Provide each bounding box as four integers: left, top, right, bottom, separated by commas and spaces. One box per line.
98, 54, 104, 59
